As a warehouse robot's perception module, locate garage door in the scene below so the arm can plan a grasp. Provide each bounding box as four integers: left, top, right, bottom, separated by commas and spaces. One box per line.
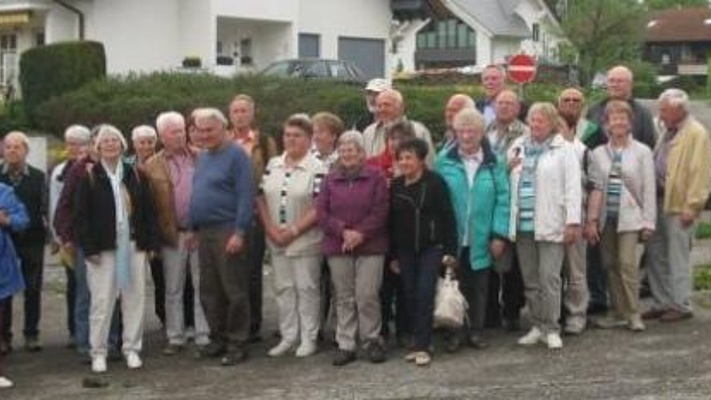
338, 37, 385, 79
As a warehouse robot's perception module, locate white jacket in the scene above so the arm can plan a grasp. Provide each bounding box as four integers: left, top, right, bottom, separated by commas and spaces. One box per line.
507, 134, 582, 242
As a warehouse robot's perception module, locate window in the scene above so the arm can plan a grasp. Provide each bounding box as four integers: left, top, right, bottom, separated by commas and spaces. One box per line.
532, 23, 540, 42
416, 18, 477, 50
0, 33, 18, 85
35, 31, 45, 47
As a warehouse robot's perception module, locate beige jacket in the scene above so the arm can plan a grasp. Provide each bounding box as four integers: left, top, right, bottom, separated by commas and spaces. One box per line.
655, 116, 711, 215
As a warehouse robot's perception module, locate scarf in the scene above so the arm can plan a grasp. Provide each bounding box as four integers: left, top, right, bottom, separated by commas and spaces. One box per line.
102, 160, 132, 290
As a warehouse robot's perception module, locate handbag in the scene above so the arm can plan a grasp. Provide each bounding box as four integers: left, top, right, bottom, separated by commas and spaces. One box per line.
433, 267, 468, 328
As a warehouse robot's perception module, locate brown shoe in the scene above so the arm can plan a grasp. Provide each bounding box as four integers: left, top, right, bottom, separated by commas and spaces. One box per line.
659, 310, 693, 323
641, 308, 667, 320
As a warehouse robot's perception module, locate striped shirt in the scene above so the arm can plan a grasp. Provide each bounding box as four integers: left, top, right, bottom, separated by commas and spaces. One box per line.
606, 150, 623, 219
517, 140, 549, 233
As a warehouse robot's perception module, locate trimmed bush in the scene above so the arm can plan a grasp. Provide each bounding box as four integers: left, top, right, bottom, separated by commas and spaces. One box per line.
35, 73, 586, 142
19, 41, 106, 125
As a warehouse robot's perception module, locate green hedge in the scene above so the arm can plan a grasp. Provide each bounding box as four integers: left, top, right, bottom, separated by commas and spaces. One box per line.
35, 73, 579, 142
19, 40, 106, 125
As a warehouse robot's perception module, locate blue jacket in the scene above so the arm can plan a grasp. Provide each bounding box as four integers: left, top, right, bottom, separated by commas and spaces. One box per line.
0, 183, 29, 300
434, 141, 510, 270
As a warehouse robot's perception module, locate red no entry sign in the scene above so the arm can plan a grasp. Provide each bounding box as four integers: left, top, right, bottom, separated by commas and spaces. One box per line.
508, 54, 536, 84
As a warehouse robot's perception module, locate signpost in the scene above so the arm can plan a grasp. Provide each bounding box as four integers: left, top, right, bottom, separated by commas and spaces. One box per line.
507, 53, 537, 101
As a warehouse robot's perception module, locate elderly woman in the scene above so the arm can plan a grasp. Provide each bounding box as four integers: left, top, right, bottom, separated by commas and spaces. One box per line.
508, 102, 581, 350
257, 114, 325, 358
586, 100, 656, 331
435, 108, 510, 352
0, 182, 29, 389
367, 120, 415, 182
73, 125, 158, 373
311, 112, 344, 169
389, 138, 457, 366
316, 130, 389, 366
130, 125, 158, 165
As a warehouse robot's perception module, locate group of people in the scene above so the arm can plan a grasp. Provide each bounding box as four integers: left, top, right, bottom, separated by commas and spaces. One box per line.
0, 63, 709, 388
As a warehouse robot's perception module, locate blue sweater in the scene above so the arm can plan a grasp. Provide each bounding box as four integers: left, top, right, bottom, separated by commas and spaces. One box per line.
189, 142, 254, 235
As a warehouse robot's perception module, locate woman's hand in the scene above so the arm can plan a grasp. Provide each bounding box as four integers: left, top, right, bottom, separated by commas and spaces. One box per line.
86, 254, 101, 265
389, 259, 400, 274
564, 224, 581, 245
639, 228, 654, 242
341, 229, 364, 252
489, 239, 506, 260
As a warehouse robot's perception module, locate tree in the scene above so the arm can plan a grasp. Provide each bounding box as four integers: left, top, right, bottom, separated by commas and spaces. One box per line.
644, 0, 708, 10
557, 0, 646, 86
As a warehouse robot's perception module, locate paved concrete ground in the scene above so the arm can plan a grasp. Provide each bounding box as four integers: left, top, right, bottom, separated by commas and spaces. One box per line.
2, 259, 711, 400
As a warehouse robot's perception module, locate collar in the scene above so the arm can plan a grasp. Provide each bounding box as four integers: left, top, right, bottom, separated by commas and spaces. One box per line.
1, 162, 29, 176
458, 147, 483, 163
273, 152, 314, 171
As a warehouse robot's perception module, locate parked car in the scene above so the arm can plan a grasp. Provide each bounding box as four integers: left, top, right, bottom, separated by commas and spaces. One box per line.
260, 58, 366, 83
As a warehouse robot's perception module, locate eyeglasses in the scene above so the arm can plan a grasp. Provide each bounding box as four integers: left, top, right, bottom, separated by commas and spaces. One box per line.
561, 98, 582, 103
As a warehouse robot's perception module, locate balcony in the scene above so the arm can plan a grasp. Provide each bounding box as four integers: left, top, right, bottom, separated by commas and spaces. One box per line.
415, 47, 477, 68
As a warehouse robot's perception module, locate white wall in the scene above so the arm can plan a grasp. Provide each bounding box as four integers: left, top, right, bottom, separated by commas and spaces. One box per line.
179, 0, 213, 68
83, 0, 182, 74
45, 5, 77, 43
213, 0, 297, 22
392, 18, 429, 73
298, 0, 390, 60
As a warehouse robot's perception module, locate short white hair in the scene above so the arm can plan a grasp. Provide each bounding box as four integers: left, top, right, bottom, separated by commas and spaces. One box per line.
192, 108, 228, 128
3, 131, 30, 152
131, 125, 157, 142
337, 130, 364, 152
64, 125, 91, 143
658, 88, 690, 112
156, 111, 185, 133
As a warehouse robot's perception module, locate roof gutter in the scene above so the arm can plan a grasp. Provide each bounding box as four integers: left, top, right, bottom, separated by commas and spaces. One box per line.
53, 0, 84, 40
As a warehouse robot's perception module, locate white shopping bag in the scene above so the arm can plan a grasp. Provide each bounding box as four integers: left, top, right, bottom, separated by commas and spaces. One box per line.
433, 267, 468, 328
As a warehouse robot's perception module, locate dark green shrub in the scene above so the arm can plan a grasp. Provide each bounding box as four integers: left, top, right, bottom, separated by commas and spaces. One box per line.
0, 100, 32, 134
19, 41, 106, 126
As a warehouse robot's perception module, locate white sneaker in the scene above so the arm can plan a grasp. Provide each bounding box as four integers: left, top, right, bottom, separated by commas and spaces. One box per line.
91, 356, 107, 373
517, 327, 543, 346
268, 341, 295, 357
295, 341, 317, 358
0, 376, 14, 389
545, 333, 563, 350
125, 352, 143, 369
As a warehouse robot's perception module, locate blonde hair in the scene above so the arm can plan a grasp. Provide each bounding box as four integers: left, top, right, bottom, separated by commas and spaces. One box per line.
527, 102, 560, 130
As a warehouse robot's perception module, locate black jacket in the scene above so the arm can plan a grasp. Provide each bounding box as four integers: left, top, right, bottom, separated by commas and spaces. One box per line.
389, 169, 457, 257
0, 163, 46, 248
73, 161, 159, 256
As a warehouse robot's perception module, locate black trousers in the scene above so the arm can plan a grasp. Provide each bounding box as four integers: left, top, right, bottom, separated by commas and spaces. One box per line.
247, 221, 265, 337
380, 256, 408, 340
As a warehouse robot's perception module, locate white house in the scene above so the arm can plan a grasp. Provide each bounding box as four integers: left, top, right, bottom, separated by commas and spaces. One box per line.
0, 0, 392, 89
391, 0, 566, 72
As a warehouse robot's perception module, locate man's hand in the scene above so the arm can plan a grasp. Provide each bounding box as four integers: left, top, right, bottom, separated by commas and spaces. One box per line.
225, 233, 245, 255
585, 221, 600, 245
389, 259, 400, 274
184, 232, 198, 251
0, 210, 9, 227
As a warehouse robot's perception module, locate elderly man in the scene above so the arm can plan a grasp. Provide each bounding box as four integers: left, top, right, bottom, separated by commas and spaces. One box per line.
362, 89, 435, 165
0, 132, 47, 352
354, 78, 391, 132
144, 112, 210, 355
644, 89, 711, 322
479, 89, 528, 333
228, 94, 277, 342
49, 125, 91, 348
476, 65, 528, 126
189, 108, 254, 365
440, 93, 475, 151
587, 65, 656, 315
588, 66, 656, 149
558, 88, 606, 150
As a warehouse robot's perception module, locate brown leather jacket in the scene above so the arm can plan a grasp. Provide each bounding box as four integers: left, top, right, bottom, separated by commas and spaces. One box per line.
143, 147, 199, 247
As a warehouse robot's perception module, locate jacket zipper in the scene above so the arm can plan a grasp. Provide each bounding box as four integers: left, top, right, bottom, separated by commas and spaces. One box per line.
394, 181, 427, 254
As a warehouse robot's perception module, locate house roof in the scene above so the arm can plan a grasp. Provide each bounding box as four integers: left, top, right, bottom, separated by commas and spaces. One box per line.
646, 6, 711, 43
450, 0, 530, 38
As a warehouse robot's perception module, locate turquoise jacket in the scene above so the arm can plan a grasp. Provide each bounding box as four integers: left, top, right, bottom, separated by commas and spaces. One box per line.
434, 141, 510, 270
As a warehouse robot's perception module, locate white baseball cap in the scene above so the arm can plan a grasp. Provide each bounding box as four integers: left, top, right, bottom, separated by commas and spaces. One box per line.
365, 78, 391, 93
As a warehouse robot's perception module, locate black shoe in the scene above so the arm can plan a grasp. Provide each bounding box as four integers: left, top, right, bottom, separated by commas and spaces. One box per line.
248, 334, 262, 344
366, 341, 386, 364
467, 334, 488, 350
445, 332, 462, 353
220, 347, 247, 366
332, 349, 356, 366
200, 342, 227, 358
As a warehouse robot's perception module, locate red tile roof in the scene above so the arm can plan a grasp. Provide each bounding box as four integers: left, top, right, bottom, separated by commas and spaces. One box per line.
646, 6, 711, 42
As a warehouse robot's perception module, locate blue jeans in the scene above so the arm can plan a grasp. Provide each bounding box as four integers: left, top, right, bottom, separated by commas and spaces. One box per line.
75, 249, 121, 354
398, 247, 443, 352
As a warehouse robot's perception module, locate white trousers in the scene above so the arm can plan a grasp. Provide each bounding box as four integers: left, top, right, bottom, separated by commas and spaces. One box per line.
163, 232, 210, 346
271, 253, 322, 345
87, 244, 146, 357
